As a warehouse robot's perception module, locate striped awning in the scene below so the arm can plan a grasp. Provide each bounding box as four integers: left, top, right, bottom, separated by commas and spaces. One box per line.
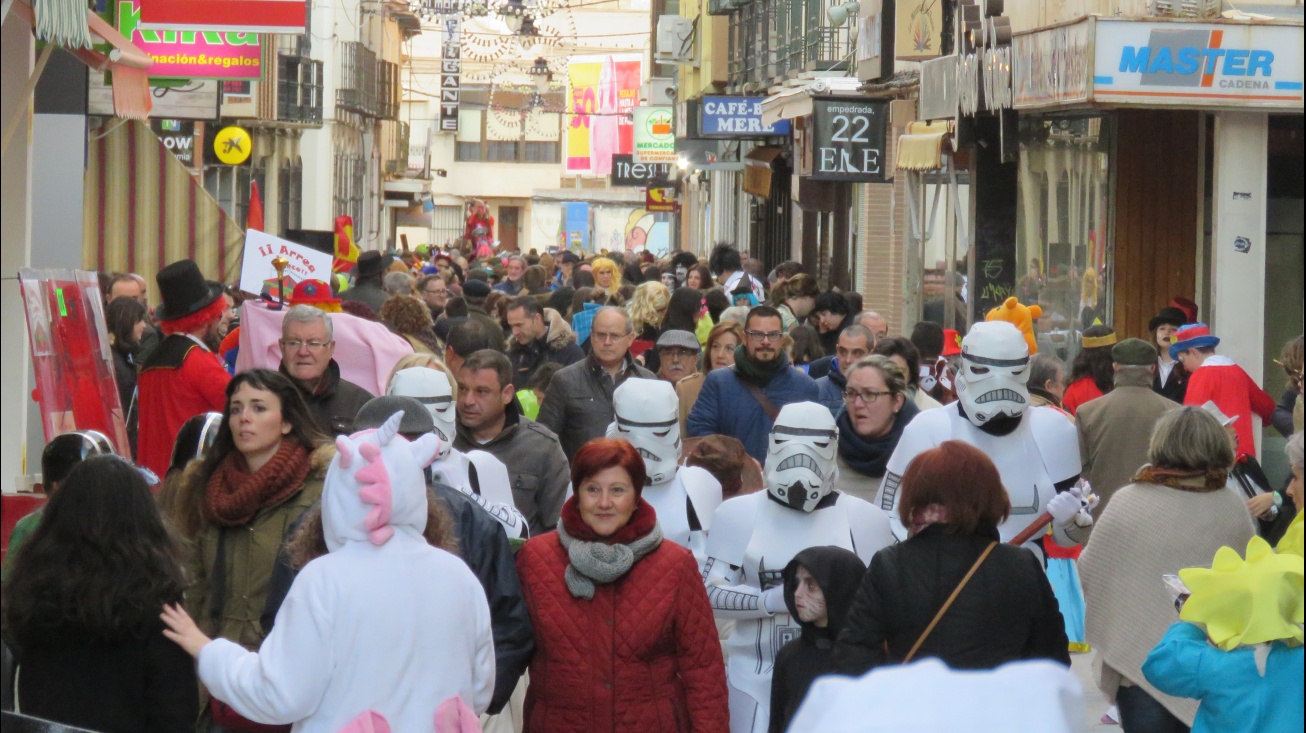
84, 119, 245, 285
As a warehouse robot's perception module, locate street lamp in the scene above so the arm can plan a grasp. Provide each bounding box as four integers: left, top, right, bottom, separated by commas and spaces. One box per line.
529, 57, 552, 93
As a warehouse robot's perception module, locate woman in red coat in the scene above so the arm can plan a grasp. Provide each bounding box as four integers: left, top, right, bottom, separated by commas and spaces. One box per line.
515, 438, 729, 733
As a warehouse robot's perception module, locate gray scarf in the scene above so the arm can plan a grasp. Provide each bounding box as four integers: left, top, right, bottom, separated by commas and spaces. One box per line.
556, 520, 664, 599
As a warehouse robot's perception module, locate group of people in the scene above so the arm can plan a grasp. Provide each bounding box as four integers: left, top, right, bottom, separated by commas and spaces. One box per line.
1, 242, 1302, 733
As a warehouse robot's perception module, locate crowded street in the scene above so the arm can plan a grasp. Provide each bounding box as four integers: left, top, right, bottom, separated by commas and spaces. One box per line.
1, 0, 1303, 731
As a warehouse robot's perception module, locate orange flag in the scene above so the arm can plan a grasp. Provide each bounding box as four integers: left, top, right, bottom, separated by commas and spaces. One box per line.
247, 180, 265, 232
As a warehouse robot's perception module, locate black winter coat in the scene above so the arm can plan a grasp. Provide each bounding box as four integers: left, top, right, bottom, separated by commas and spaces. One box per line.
834, 524, 1070, 675
769, 547, 867, 733
281, 359, 374, 436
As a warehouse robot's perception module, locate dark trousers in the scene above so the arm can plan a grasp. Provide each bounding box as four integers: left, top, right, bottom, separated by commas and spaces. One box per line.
1117, 684, 1190, 733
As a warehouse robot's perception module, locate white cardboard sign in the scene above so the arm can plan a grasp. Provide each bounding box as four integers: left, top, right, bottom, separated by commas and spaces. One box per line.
238, 229, 335, 297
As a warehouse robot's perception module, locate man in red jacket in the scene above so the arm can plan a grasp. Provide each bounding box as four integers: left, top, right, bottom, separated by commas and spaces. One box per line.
136, 260, 231, 477
1177, 323, 1275, 458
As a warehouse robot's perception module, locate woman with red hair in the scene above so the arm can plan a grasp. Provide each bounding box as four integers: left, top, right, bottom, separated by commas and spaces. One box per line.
835, 440, 1070, 675
515, 438, 729, 733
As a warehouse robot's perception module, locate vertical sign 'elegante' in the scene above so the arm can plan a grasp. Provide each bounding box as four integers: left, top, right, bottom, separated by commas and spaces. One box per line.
439, 16, 461, 132
809, 98, 890, 183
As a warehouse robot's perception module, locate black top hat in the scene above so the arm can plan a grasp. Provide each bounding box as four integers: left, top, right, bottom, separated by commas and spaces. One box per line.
154, 259, 224, 322
355, 250, 394, 280
1148, 306, 1189, 332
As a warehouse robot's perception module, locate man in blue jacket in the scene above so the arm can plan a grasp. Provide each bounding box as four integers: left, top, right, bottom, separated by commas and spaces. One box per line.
687, 305, 819, 462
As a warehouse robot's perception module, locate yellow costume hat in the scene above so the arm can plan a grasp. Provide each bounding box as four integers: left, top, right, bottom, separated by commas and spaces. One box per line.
985, 297, 1043, 355
1178, 535, 1305, 651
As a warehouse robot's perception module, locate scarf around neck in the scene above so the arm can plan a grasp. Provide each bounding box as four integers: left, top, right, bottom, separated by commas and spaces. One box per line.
205, 441, 313, 526
556, 495, 663, 599
1132, 464, 1229, 493
836, 400, 920, 478
733, 345, 788, 388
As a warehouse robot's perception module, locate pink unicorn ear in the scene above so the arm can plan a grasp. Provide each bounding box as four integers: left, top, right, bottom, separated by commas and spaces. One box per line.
433, 696, 480, 733
336, 436, 353, 469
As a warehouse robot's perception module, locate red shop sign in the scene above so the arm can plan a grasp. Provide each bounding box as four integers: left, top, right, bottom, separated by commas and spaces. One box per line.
138, 0, 306, 34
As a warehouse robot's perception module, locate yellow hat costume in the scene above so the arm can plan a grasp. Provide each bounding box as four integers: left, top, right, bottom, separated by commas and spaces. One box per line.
984, 297, 1042, 355
1178, 536, 1305, 651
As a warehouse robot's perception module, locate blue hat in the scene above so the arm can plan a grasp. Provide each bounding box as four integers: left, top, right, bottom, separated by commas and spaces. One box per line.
1169, 323, 1220, 361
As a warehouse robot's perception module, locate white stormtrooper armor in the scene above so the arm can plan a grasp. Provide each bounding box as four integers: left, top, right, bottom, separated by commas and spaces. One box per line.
704, 402, 895, 733
879, 322, 1088, 558
607, 379, 722, 564
389, 366, 528, 539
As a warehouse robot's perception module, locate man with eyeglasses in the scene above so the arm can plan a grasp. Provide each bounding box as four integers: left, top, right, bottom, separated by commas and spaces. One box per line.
278, 304, 374, 435
687, 305, 819, 463
417, 274, 450, 322
537, 306, 655, 460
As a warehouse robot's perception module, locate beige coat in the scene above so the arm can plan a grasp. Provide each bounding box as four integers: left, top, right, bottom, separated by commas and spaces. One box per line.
834, 454, 884, 505
1080, 479, 1254, 724
1076, 371, 1179, 520
676, 372, 705, 432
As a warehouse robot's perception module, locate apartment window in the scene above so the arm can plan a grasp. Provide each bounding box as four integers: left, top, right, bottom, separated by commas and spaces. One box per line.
524, 141, 559, 163
333, 153, 366, 230
452, 102, 561, 164
278, 54, 323, 124
486, 141, 520, 161
279, 158, 304, 235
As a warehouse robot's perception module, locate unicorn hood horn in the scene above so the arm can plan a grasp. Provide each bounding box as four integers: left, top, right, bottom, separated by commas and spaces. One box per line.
323, 412, 441, 551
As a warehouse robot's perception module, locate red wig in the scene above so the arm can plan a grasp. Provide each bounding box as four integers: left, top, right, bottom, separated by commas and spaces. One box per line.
898, 440, 1011, 535
571, 438, 647, 495
159, 296, 226, 336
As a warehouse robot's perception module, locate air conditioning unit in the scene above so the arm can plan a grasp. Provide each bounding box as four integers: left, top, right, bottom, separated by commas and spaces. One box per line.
644, 78, 677, 106
654, 15, 695, 63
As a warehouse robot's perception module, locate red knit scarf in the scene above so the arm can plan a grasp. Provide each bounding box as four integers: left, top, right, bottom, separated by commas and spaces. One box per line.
559, 495, 658, 544
204, 441, 313, 526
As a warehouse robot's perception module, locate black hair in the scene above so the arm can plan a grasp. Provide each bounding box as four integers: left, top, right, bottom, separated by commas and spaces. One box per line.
711, 243, 742, 273
446, 318, 500, 358
461, 349, 513, 389
41, 433, 113, 489
910, 321, 945, 360
844, 291, 863, 314
105, 296, 148, 353
443, 295, 469, 318
200, 369, 326, 481
813, 291, 851, 317
507, 295, 544, 318
746, 305, 784, 329
546, 287, 575, 318
663, 287, 703, 333
1071, 325, 1118, 394
704, 288, 731, 323
874, 336, 923, 388
622, 263, 645, 286
3, 456, 186, 646
670, 251, 699, 270
526, 361, 563, 393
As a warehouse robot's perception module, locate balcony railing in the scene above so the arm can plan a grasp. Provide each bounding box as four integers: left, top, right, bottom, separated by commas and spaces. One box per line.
337, 41, 379, 117
277, 54, 323, 125
378, 60, 400, 120
385, 121, 410, 175
722, 0, 855, 89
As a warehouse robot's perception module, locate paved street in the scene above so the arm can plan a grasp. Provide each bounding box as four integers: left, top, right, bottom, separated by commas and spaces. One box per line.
1072, 651, 1115, 730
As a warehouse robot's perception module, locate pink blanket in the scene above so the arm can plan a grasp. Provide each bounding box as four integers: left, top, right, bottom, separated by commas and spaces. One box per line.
236, 302, 414, 396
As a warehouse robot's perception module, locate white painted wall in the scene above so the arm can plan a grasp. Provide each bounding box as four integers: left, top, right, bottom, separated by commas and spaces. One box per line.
1, 18, 34, 491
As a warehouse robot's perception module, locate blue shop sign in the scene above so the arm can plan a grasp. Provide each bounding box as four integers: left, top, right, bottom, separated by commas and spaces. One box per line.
700, 96, 791, 137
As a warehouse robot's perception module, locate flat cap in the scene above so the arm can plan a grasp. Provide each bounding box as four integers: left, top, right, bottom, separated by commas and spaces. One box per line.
656, 329, 701, 352
462, 279, 491, 298
1111, 337, 1157, 366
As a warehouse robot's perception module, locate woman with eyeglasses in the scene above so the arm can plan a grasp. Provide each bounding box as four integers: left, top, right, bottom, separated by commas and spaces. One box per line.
170, 368, 331, 730
833, 355, 921, 505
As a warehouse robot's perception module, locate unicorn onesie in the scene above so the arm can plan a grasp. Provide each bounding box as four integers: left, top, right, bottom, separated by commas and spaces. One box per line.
196, 414, 496, 731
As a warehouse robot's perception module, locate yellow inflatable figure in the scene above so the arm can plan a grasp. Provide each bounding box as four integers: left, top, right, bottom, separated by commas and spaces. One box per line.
985, 296, 1043, 355
1179, 536, 1304, 651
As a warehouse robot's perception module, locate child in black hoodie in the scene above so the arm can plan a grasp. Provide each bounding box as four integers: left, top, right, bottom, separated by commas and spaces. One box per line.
768, 546, 868, 733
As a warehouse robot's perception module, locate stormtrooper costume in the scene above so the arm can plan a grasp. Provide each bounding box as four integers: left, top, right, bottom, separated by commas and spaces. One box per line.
389, 367, 529, 539
704, 402, 895, 733
880, 322, 1092, 559
607, 379, 722, 565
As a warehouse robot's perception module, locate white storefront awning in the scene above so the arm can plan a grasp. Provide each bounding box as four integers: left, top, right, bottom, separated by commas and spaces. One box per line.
759, 77, 865, 126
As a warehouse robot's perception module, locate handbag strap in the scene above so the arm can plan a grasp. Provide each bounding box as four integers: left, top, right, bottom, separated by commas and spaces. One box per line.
903, 540, 997, 664
740, 380, 780, 421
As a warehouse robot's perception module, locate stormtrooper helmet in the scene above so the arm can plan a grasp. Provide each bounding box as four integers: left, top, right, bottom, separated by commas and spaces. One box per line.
764, 402, 839, 512
607, 378, 680, 485
955, 321, 1031, 428
387, 366, 455, 460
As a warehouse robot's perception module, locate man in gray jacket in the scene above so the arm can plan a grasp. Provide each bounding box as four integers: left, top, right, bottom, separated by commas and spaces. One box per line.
536, 306, 655, 460
454, 349, 571, 534
1076, 337, 1180, 521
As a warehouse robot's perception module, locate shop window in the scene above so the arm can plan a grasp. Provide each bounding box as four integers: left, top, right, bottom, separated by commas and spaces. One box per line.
1016, 115, 1114, 362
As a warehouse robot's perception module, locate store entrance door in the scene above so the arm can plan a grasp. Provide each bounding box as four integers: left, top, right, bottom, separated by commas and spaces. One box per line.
500, 206, 520, 252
